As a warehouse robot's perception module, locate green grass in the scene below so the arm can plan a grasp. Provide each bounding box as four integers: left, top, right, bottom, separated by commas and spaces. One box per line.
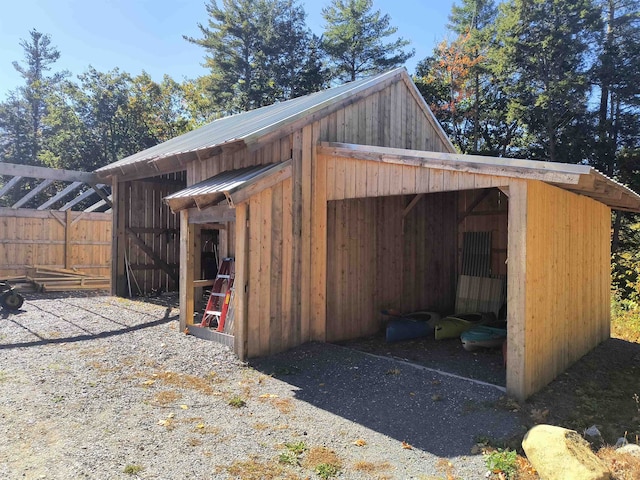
315, 463, 339, 479
123, 464, 144, 475
611, 302, 640, 343
228, 396, 246, 408
484, 449, 517, 479
278, 452, 298, 465
284, 441, 307, 455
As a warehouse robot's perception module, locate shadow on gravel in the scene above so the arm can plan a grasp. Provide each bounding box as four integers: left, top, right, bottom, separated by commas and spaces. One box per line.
0, 308, 177, 350
251, 342, 522, 457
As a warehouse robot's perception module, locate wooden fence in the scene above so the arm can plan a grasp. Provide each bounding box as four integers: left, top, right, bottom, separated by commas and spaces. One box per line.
0, 207, 112, 279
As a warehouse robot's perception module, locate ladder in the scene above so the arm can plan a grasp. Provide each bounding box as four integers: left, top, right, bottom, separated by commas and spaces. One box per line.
201, 257, 234, 329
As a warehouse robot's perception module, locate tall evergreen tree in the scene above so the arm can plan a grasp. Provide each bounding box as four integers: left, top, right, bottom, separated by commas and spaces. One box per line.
448, 0, 497, 152
321, 0, 414, 82
10, 29, 68, 163
0, 30, 67, 166
185, 0, 325, 114
594, 0, 640, 177
416, 0, 521, 156
492, 0, 602, 162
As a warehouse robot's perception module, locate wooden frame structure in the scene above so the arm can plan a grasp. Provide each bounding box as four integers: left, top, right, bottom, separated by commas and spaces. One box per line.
0, 162, 112, 280
97, 68, 640, 400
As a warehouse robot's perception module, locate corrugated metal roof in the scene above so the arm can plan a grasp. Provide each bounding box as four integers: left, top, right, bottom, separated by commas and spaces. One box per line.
165, 163, 276, 201
96, 68, 408, 176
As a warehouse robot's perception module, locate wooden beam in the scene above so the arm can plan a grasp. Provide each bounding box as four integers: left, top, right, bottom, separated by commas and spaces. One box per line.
291, 130, 303, 346
506, 179, 528, 401
457, 189, 492, 224
89, 183, 113, 208
179, 210, 196, 332
226, 161, 292, 207
11, 179, 54, 208
65, 210, 73, 269
300, 125, 313, 343
165, 196, 197, 213
234, 202, 249, 360
0, 176, 23, 197
402, 193, 425, 218
310, 142, 327, 342
188, 205, 236, 224
193, 192, 227, 210
0, 162, 97, 183
38, 181, 83, 210
112, 179, 127, 296
317, 142, 585, 185
125, 227, 178, 282
3, 209, 109, 222
84, 196, 112, 213
60, 184, 107, 211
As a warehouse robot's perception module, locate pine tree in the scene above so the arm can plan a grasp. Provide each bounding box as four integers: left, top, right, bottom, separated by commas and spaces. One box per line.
594, 0, 640, 177
185, 0, 325, 114
448, 0, 497, 152
492, 0, 602, 162
321, 0, 414, 82
0, 29, 67, 166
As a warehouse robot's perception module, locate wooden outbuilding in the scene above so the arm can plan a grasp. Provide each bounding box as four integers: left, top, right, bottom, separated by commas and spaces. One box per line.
96, 68, 640, 400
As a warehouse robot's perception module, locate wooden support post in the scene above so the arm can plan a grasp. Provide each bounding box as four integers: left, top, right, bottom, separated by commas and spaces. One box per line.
111, 178, 128, 296
179, 210, 196, 332
65, 209, 73, 269
300, 125, 313, 342
291, 130, 303, 345
310, 148, 327, 341
125, 227, 178, 282
194, 224, 203, 311
506, 179, 527, 401
234, 202, 249, 360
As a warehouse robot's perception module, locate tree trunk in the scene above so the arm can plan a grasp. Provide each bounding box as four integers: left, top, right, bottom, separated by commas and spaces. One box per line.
611, 210, 622, 254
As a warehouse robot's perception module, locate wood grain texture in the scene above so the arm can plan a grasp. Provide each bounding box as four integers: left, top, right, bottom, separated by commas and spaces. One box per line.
0, 207, 111, 281
507, 180, 611, 400
326, 192, 458, 342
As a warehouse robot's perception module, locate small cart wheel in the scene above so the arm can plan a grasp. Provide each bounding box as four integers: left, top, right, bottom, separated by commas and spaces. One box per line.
1, 291, 24, 311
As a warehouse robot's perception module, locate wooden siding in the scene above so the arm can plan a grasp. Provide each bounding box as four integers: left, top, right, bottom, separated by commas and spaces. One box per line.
507, 180, 611, 399
220, 80, 454, 356
113, 176, 183, 295
0, 207, 111, 278
190, 79, 451, 186
458, 189, 509, 277
245, 177, 296, 358
325, 192, 458, 342
325, 158, 511, 201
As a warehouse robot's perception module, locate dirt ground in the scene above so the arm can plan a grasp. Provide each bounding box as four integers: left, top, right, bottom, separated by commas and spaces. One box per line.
343, 328, 640, 449
340, 331, 507, 387
2, 291, 638, 479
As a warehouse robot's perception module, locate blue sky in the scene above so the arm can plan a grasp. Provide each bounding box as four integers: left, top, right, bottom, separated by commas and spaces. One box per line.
0, 0, 455, 96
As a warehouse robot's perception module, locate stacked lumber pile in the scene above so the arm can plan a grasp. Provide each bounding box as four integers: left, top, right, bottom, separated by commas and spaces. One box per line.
2, 266, 110, 292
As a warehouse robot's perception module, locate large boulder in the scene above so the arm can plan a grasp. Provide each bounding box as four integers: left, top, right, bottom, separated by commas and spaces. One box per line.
522, 425, 611, 480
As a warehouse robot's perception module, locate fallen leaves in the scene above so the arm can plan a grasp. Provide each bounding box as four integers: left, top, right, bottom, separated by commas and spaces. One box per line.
401, 441, 413, 450
530, 408, 549, 424
352, 439, 366, 447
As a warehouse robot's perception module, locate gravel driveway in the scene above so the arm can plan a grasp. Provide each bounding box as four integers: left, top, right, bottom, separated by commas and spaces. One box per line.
0, 293, 522, 479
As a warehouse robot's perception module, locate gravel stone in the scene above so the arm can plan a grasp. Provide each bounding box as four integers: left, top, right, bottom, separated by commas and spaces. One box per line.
0, 292, 522, 479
